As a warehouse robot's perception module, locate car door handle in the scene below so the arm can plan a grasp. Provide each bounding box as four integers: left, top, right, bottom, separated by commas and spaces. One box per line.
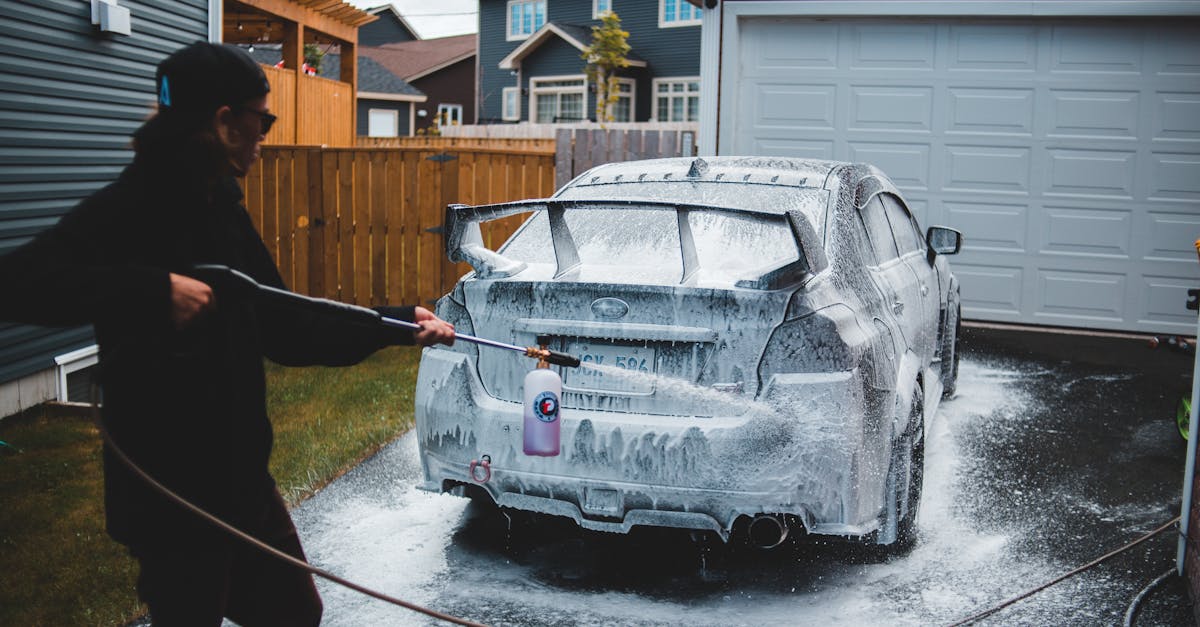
893, 301, 904, 315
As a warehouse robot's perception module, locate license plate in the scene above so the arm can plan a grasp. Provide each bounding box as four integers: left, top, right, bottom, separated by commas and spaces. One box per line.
564, 342, 656, 394
583, 488, 621, 515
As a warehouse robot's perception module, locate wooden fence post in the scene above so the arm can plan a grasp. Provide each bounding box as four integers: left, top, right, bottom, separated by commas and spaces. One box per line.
555, 128, 572, 190
438, 153, 461, 299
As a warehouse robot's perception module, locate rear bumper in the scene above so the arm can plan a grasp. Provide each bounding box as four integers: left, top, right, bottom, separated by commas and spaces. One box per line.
414, 348, 891, 539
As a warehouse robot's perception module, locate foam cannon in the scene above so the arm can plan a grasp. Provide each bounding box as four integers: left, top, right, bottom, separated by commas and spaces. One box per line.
189, 265, 581, 369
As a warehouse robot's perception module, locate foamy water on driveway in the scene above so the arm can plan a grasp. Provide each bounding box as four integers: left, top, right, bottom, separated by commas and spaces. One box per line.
290, 355, 1185, 626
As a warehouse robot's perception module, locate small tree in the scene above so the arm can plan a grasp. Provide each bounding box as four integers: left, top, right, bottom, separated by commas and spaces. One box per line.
303, 44, 325, 73
581, 12, 631, 127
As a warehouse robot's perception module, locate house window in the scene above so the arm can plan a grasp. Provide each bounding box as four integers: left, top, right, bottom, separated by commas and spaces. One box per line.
606, 78, 635, 122
367, 108, 399, 137
530, 76, 586, 123
508, 0, 547, 40
437, 103, 463, 128
594, 0, 611, 18
652, 78, 700, 122
502, 87, 521, 121
660, 0, 701, 27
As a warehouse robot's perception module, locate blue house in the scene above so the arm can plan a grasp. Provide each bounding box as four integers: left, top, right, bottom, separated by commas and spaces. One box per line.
477, 0, 703, 123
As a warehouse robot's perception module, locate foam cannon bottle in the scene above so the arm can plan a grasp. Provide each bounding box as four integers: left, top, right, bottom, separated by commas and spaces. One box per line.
523, 355, 561, 456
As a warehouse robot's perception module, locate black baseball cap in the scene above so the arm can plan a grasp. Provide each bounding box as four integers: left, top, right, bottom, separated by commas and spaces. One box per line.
156, 42, 270, 117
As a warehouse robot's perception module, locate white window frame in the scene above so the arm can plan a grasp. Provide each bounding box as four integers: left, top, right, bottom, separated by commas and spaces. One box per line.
502, 87, 521, 121
593, 0, 611, 19
659, 0, 701, 28
652, 77, 701, 122
437, 103, 463, 128
605, 77, 636, 123
367, 108, 399, 137
507, 0, 547, 41
529, 74, 588, 123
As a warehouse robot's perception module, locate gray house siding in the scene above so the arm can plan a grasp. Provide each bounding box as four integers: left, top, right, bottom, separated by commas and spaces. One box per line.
360, 13, 419, 46
478, 0, 700, 121
0, 0, 210, 386
479, 0, 517, 122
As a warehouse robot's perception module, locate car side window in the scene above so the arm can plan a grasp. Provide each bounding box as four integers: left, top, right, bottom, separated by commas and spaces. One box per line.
881, 194, 924, 254
860, 196, 900, 264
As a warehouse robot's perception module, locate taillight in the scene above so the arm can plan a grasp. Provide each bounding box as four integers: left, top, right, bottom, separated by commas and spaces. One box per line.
433, 283, 478, 360
757, 304, 865, 389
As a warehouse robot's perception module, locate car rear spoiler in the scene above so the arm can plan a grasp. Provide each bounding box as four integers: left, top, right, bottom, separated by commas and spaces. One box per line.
444, 199, 828, 286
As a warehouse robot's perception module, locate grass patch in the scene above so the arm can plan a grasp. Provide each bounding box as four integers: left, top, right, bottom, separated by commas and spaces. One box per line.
0, 346, 422, 626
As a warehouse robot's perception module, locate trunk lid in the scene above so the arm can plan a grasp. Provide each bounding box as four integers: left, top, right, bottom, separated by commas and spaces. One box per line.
464, 272, 793, 416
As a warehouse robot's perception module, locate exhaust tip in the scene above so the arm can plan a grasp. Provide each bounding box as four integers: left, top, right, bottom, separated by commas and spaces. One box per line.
748, 514, 789, 549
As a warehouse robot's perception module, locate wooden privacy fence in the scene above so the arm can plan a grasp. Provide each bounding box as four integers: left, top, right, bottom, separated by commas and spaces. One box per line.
554, 128, 698, 189
241, 144, 555, 307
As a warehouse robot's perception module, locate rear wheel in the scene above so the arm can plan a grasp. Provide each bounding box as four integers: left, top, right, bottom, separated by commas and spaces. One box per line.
940, 302, 961, 398
876, 386, 925, 556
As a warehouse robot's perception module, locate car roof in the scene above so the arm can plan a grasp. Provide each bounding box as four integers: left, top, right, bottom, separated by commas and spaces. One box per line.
563, 156, 841, 191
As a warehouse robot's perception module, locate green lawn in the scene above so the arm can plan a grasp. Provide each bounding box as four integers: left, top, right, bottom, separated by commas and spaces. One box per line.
0, 346, 423, 626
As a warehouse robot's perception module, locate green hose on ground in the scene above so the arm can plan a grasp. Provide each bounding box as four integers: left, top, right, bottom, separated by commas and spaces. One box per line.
1178, 396, 1191, 441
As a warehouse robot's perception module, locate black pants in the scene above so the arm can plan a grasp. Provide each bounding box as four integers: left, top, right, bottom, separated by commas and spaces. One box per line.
130, 489, 322, 627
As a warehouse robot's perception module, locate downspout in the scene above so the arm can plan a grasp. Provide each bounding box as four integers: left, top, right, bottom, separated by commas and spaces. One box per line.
208, 0, 222, 43
1177, 308, 1200, 575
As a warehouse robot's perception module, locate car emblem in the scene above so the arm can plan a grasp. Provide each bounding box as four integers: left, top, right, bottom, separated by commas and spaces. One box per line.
591, 297, 629, 320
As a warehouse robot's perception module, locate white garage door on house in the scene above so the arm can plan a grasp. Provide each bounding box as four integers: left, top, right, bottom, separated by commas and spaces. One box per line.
713, 10, 1200, 334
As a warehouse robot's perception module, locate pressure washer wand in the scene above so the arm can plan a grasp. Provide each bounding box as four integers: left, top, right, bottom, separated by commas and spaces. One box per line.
191, 264, 581, 368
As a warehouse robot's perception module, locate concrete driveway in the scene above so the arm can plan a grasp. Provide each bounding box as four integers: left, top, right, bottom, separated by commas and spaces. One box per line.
290, 326, 1194, 626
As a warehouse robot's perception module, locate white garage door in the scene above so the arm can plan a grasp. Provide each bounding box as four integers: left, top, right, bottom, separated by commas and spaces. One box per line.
725, 17, 1200, 333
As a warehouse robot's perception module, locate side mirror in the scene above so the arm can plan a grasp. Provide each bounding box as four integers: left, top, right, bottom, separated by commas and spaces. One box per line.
926, 226, 962, 255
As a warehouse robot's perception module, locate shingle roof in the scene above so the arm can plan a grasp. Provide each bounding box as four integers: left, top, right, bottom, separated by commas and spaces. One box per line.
362, 34, 476, 81
243, 45, 424, 98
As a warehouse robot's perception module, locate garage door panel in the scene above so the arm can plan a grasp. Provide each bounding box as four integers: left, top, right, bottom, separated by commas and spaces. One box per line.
948, 24, 1038, 72
954, 262, 1024, 316
944, 145, 1032, 193
1144, 211, 1200, 261
1140, 275, 1199, 326
947, 87, 1035, 135
1154, 93, 1200, 140
754, 84, 836, 129
848, 142, 929, 190
1040, 206, 1131, 258
1051, 26, 1144, 75
1045, 149, 1137, 198
849, 86, 933, 131
1148, 153, 1200, 201
944, 200, 1027, 252
743, 20, 838, 72
1036, 269, 1127, 321
1152, 31, 1200, 76
1047, 90, 1140, 139
849, 24, 936, 70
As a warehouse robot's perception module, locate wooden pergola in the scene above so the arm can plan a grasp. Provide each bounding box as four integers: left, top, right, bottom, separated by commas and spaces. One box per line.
223, 0, 376, 145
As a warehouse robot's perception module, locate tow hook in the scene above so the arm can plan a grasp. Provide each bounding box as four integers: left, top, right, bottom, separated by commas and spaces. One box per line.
469, 455, 492, 483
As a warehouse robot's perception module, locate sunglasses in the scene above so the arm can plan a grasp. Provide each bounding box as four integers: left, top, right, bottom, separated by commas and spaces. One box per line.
237, 107, 277, 135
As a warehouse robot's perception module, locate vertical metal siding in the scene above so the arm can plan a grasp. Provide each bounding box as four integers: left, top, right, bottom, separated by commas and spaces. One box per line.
0, 0, 210, 384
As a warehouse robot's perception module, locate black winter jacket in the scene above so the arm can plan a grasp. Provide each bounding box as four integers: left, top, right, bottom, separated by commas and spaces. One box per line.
0, 150, 415, 546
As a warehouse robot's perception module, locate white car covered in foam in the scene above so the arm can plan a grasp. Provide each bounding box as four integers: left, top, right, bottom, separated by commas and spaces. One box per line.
415, 156, 962, 551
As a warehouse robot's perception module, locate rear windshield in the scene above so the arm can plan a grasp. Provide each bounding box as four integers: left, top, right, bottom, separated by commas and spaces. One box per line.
500, 206, 800, 285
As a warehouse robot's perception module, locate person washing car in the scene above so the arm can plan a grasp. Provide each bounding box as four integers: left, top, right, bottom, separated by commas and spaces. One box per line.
0, 42, 454, 625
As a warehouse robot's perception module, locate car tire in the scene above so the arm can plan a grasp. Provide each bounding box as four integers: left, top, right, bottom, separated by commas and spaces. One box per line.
940, 301, 961, 399
875, 386, 925, 556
